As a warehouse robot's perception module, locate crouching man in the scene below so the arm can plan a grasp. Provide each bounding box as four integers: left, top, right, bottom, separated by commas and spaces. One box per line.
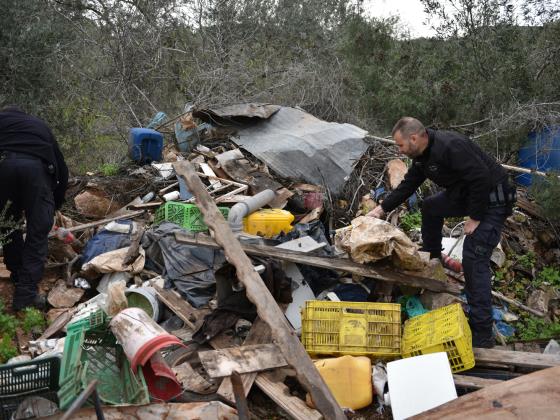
368, 117, 514, 348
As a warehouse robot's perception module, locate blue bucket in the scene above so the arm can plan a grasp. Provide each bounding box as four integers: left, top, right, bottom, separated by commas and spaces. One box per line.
517, 126, 560, 186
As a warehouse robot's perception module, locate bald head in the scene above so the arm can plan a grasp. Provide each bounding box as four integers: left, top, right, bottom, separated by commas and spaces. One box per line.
391, 117, 426, 138
391, 117, 429, 158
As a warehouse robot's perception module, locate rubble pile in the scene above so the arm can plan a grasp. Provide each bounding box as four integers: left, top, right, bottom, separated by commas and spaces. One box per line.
0, 104, 559, 420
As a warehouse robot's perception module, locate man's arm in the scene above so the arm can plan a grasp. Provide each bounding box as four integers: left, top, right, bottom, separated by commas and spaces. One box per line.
376, 162, 426, 215
49, 129, 69, 210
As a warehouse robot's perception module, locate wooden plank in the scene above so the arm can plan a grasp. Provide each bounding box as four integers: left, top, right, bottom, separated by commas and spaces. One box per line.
474, 347, 560, 369
48, 210, 144, 237
491, 290, 546, 317
453, 374, 502, 390
174, 160, 344, 420
173, 362, 215, 394
48, 401, 239, 419
153, 285, 208, 330
214, 318, 321, 420
175, 232, 461, 294
122, 226, 145, 267
217, 319, 271, 403
199, 344, 288, 378
128, 201, 163, 209
255, 373, 322, 420
199, 162, 223, 190
516, 196, 547, 220
413, 365, 560, 419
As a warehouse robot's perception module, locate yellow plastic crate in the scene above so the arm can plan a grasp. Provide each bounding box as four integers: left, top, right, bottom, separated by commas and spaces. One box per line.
301, 301, 401, 358
401, 303, 475, 373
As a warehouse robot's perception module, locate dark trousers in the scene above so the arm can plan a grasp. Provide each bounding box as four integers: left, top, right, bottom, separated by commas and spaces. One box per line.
0, 154, 55, 309
421, 191, 508, 341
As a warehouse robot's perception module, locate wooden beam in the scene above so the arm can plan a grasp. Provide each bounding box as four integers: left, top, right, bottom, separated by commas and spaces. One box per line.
217, 318, 270, 403
199, 344, 287, 378
255, 373, 323, 420
453, 374, 502, 390
474, 347, 560, 370
173, 161, 345, 420
413, 366, 560, 419
153, 285, 208, 331
174, 232, 461, 294
516, 196, 547, 220
48, 210, 144, 237
491, 290, 546, 318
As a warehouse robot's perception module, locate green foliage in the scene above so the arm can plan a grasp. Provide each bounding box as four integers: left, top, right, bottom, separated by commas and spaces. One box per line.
535, 266, 560, 289
0, 334, 17, 364
516, 252, 536, 270
99, 163, 120, 177
20, 308, 46, 334
514, 316, 560, 341
529, 173, 560, 222
0, 0, 559, 174
400, 211, 422, 232
0, 300, 17, 337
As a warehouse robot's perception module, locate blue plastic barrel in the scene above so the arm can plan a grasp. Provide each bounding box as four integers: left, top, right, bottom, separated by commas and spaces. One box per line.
128, 128, 163, 164
517, 126, 560, 186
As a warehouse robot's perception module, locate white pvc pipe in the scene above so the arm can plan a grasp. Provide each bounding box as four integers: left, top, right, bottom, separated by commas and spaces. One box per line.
227, 189, 276, 232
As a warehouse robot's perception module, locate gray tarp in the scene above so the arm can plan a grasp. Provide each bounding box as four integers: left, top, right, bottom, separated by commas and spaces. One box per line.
232, 107, 368, 194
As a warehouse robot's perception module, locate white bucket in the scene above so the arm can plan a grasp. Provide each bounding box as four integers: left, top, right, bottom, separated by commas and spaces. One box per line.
109, 307, 183, 371
125, 287, 163, 322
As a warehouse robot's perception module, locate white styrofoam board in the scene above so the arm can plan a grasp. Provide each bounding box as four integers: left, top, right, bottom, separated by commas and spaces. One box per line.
275, 236, 327, 253
387, 352, 457, 420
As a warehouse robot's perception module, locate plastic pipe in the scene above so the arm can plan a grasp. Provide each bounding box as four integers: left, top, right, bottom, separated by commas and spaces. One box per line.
227, 189, 276, 232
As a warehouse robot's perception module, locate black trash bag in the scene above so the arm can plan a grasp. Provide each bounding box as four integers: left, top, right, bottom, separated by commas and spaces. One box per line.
215, 260, 292, 316
191, 260, 293, 344
142, 222, 226, 308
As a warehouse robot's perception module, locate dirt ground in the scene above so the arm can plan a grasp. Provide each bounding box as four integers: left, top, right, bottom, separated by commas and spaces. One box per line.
0, 257, 60, 312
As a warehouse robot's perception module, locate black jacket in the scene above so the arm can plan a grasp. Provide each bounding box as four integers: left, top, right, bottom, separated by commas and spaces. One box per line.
0, 110, 69, 209
381, 128, 507, 220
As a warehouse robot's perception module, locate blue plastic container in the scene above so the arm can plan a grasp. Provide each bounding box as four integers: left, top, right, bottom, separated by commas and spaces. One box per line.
128, 128, 164, 164
517, 126, 560, 186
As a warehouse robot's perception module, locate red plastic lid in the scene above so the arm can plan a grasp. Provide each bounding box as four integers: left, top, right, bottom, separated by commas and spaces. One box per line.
130, 334, 185, 372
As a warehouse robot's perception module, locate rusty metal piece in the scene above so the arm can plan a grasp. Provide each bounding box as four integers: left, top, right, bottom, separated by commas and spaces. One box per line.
230, 371, 250, 420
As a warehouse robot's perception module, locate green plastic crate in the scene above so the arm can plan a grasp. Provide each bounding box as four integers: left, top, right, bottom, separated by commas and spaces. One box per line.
154, 201, 229, 232
66, 308, 106, 332
58, 311, 149, 410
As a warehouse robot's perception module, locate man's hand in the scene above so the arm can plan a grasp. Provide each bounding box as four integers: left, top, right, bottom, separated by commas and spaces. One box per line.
366, 205, 385, 219
464, 217, 480, 235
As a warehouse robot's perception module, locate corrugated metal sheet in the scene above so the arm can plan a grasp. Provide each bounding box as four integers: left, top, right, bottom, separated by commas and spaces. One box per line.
193, 103, 281, 126
232, 107, 368, 194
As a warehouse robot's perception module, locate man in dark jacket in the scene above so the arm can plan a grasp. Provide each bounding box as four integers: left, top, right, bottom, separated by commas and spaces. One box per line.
368, 117, 514, 348
0, 106, 68, 311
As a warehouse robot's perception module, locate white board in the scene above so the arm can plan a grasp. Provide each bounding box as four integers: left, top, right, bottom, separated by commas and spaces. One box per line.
387, 352, 457, 420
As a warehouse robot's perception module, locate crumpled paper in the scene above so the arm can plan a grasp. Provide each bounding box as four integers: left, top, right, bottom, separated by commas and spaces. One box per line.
82, 246, 145, 274
335, 216, 426, 271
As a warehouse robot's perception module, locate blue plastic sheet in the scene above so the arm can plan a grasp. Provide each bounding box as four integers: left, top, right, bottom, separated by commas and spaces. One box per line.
80, 220, 133, 266
495, 321, 515, 337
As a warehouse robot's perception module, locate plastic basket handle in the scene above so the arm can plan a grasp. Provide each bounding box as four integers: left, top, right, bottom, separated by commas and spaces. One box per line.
342, 307, 365, 315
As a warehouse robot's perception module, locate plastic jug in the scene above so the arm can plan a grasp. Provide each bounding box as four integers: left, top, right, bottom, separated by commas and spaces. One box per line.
128, 128, 163, 164
243, 209, 294, 238
311, 355, 373, 410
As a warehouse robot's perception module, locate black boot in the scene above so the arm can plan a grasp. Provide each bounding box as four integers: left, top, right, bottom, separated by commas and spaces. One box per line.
12, 286, 47, 312
471, 326, 495, 349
